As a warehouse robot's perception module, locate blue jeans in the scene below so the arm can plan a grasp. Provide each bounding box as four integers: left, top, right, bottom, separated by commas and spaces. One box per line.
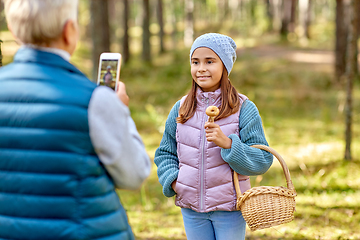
181, 208, 246, 240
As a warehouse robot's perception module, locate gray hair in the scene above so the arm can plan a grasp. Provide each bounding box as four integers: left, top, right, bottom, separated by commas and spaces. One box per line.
4, 0, 78, 45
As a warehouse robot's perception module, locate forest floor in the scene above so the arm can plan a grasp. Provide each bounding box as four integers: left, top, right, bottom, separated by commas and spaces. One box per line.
241, 44, 334, 68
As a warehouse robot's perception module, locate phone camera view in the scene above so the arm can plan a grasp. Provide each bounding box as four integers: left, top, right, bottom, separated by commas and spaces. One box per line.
98, 60, 118, 91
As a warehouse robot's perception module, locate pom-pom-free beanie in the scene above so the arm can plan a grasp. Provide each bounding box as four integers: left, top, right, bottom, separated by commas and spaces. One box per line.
190, 33, 237, 75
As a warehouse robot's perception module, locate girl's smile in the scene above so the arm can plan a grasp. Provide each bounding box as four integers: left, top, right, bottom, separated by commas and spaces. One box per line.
196, 75, 211, 80
191, 47, 224, 92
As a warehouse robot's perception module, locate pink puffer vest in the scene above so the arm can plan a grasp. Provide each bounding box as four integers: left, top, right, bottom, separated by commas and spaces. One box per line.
175, 88, 251, 212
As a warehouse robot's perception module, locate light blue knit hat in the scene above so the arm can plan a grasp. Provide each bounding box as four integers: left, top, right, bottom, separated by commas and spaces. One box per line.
190, 33, 237, 75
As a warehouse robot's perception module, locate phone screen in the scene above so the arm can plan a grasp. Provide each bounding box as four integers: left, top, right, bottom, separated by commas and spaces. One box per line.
98, 59, 119, 91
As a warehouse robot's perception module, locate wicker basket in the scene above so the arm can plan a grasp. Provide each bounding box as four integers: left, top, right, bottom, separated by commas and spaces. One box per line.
234, 145, 297, 231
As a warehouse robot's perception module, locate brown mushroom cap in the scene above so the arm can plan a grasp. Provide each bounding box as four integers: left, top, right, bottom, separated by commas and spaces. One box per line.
205, 106, 220, 117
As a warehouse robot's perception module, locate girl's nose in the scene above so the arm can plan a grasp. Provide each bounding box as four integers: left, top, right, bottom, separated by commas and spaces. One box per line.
198, 63, 206, 72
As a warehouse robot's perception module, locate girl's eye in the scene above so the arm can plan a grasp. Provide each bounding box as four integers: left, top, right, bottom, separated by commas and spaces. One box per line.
207, 61, 213, 64
192, 61, 198, 65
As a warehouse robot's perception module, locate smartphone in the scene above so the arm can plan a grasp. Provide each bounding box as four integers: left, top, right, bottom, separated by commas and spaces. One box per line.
97, 53, 122, 91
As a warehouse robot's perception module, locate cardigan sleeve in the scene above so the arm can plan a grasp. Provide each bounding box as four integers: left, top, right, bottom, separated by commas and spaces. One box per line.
154, 101, 181, 197
88, 86, 151, 190
221, 100, 273, 176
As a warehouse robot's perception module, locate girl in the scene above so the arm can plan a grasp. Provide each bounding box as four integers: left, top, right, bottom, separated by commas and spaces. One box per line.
154, 33, 273, 240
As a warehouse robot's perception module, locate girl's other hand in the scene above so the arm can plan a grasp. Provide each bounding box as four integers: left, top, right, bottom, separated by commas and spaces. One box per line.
204, 122, 232, 149
171, 180, 177, 193
116, 81, 129, 106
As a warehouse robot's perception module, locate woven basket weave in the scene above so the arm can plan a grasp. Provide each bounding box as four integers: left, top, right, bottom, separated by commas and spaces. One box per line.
234, 145, 297, 231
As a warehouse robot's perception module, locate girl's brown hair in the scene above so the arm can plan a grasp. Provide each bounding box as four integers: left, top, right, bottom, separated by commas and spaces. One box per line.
177, 68, 240, 123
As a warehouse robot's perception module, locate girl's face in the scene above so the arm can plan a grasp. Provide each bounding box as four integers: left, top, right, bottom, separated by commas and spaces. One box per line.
191, 47, 224, 92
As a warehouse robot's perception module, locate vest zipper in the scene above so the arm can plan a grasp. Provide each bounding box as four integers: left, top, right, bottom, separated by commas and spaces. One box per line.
200, 97, 209, 212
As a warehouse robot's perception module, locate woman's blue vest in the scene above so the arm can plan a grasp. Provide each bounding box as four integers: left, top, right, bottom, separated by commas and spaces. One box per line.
0, 48, 134, 240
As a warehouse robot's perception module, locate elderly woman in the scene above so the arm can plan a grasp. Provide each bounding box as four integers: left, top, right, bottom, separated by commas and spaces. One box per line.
0, 1, 151, 239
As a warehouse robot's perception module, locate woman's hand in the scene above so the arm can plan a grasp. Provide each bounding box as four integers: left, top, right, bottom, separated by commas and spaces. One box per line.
116, 81, 129, 106
204, 122, 232, 149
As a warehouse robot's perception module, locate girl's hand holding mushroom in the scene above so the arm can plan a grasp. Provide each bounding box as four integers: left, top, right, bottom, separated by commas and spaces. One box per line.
204, 122, 232, 149
205, 106, 232, 149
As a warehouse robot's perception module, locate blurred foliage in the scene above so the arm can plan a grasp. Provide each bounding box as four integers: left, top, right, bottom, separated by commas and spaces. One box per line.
1, 0, 359, 239
113, 37, 359, 239
56, 15, 360, 238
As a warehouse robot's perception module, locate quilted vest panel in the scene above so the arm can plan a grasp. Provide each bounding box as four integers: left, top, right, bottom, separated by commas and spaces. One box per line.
0, 48, 134, 240
175, 88, 250, 212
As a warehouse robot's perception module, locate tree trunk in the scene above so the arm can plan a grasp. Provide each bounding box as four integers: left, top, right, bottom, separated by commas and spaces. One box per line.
0, 40, 3, 67
305, 0, 312, 39
123, 0, 130, 63
0, 0, 3, 31
335, 0, 348, 82
265, 0, 274, 32
354, 0, 360, 75
218, 0, 229, 23
299, 0, 311, 39
184, 0, 194, 47
249, 0, 257, 25
142, 0, 151, 62
280, 0, 292, 37
108, 0, 116, 23
157, 0, 165, 53
358, 0, 360, 38
272, 0, 282, 31
0, 0, 2, 30
224, 0, 230, 22
239, 0, 244, 20
90, 0, 111, 81
344, 0, 358, 161
168, 0, 178, 49
280, 0, 297, 36
289, 0, 297, 33
229, 0, 239, 20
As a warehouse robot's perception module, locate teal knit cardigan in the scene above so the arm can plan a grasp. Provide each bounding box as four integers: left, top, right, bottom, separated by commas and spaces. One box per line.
154, 99, 273, 198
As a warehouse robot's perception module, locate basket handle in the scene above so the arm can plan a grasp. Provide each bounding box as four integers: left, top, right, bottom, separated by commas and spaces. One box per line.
234, 145, 295, 200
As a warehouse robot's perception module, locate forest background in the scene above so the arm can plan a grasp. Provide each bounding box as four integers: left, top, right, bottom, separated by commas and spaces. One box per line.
1, 0, 360, 239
